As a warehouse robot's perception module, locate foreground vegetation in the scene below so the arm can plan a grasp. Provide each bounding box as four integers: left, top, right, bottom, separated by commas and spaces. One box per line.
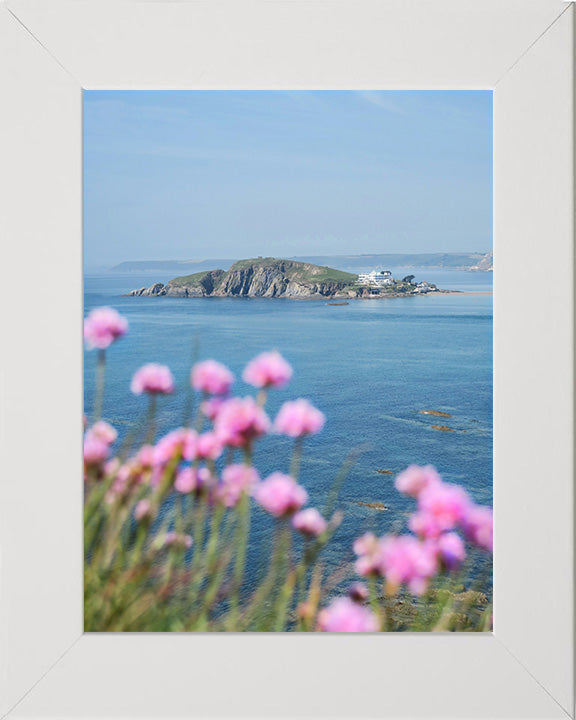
84, 306, 492, 632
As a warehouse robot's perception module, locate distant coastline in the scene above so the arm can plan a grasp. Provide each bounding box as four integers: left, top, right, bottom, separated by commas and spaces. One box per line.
111, 251, 493, 276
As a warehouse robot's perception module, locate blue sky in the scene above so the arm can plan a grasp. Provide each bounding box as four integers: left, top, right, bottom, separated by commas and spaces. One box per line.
84, 90, 492, 269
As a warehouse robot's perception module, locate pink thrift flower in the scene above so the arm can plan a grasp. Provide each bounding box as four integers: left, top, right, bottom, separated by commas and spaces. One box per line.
242, 351, 293, 389
174, 466, 214, 495
395, 465, 441, 498
292, 508, 327, 537
162, 532, 193, 550
134, 499, 152, 522
274, 399, 325, 437
318, 597, 379, 633
84, 435, 109, 466
347, 582, 369, 603
417, 481, 471, 533
353, 532, 383, 577
462, 505, 493, 552
408, 510, 446, 540
85, 420, 117, 446
436, 532, 466, 570
380, 535, 438, 595
153, 429, 197, 467
131, 363, 174, 395
214, 396, 270, 447
217, 464, 260, 507
84, 307, 128, 350
104, 458, 121, 477
253, 472, 308, 517
106, 460, 144, 502
174, 467, 196, 494
191, 360, 234, 396
193, 432, 223, 461
202, 397, 226, 421
137, 444, 155, 469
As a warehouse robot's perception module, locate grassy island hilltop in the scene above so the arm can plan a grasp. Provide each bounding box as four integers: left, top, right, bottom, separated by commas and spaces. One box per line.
127, 257, 441, 299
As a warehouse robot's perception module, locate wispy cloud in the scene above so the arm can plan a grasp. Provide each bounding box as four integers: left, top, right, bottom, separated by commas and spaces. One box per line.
354, 91, 408, 115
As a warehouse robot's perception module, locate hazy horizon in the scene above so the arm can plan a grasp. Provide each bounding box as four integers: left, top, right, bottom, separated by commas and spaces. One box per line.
84, 90, 492, 270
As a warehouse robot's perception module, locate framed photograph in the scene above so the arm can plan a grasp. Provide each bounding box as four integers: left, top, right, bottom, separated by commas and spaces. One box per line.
0, 0, 573, 718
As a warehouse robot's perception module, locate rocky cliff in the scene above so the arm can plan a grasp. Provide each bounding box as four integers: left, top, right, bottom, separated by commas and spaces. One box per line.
469, 252, 493, 272
128, 258, 357, 299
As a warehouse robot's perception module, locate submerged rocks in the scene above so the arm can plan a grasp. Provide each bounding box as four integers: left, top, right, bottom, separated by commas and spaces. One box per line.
354, 501, 388, 511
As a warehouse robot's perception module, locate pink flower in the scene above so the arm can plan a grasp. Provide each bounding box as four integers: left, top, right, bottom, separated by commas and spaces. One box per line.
193, 432, 223, 461
462, 505, 493, 552
84, 435, 109, 466
131, 363, 174, 395
174, 466, 214, 495
153, 429, 197, 467
353, 532, 383, 577
191, 360, 234, 396
217, 464, 260, 507
214, 396, 270, 447
162, 532, 193, 550
436, 532, 466, 570
417, 481, 471, 533
395, 465, 441, 498
85, 420, 117, 446
292, 508, 327, 537
253, 472, 308, 517
84, 307, 128, 350
106, 460, 144, 501
347, 582, 369, 603
274, 399, 325, 437
242, 351, 293, 389
202, 397, 226, 421
409, 510, 446, 540
133, 499, 152, 522
137, 444, 155, 469
318, 597, 379, 633
379, 535, 438, 595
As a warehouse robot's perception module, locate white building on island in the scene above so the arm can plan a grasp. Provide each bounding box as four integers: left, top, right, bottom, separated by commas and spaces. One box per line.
357, 269, 394, 287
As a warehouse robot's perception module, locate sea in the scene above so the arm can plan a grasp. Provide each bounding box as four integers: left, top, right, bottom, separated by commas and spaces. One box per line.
84, 268, 493, 591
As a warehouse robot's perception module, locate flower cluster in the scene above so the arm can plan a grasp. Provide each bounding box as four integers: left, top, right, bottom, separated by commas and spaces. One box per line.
84, 317, 326, 520
397, 464, 493, 552
84, 420, 117, 470
84, 307, 493, 634
350, 465, 493, 598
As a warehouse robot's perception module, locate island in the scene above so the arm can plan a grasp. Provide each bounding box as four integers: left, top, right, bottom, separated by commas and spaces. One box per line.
127, 257, 445, 300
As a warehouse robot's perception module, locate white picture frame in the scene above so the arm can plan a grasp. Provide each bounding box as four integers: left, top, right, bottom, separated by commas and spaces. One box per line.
0, 0, 573, 718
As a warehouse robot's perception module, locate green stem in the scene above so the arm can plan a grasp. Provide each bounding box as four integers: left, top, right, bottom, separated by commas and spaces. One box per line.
227, 492, 251, 624
369, 575, 383, 631
93, 349, 106, 422
290, 437, 304, 479
145, 394, 158, 444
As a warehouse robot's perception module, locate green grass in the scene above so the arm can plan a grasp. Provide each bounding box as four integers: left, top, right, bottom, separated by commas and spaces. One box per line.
308, 266, 357, 283
228, 258, 356, 284
168, 270, 223, 287
165, 258, 358, 292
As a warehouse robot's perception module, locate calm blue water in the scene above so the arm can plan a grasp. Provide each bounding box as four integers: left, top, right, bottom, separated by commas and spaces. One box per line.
85, 269, 493, 587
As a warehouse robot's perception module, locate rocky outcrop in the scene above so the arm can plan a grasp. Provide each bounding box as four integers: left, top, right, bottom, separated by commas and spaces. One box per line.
128, 282, 167, 297
128, 259, 356, 299
127, 269, 225, 298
